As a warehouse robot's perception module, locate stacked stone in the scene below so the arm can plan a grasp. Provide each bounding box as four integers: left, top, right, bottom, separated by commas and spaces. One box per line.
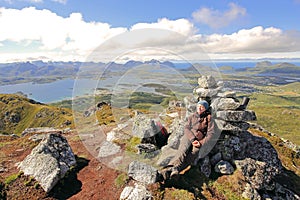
191, 76, 287, 199
184, 75, 222, 119
185, 75, 257, 137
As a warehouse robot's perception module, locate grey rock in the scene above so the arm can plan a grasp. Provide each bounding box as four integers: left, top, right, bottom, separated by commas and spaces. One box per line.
106, 128, 131, 143
235, 158, 279, 190
215, 119, 250, 132
210, 152, 222, 166
199, 156, 211, 177
98, 141, 121, 158
214, 160, 234, 175
120, 183, 152, 200
136, 143, 157, 154
21, 127, 61, 137
156, 119, 186, 167
28, 134, 47, 142
193, 87, 221, 98
132, 114, 159, 140
197, 75, 218, 88
211, 97, 240, 111
216, 110, 257, 121
274, 183, 300, 200
167, 118, 185, 149
217, 91, 237, 98
242, 183, 262, 200
183, 95, 198, 106
18, 133, 76, 193
136, 144, 160, 159
128, 161, 160, 184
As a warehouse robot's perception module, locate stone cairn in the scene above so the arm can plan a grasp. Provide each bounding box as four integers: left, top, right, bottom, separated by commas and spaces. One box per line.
99, 75, 298, 200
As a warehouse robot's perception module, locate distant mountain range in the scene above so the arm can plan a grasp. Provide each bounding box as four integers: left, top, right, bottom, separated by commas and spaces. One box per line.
0, 60, 299, 85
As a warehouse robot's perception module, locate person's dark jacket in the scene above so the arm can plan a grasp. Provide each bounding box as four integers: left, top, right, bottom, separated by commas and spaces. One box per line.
184, 111, 214, 146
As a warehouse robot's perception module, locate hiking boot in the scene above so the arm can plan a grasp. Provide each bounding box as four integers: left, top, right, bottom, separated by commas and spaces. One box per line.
160, 168, 171, 181
170, 167, 179, 180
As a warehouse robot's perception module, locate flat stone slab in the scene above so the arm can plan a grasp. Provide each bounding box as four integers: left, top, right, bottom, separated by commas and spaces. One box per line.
128, 161, 160, 184
98, 141, 121, 158
211, 97, 240, 111
216, 110, 256, 122
215, 119, 250, 132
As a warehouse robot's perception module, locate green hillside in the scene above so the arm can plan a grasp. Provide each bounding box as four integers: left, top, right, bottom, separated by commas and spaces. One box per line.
247, 82, 300, 145
0, 94, 73, 135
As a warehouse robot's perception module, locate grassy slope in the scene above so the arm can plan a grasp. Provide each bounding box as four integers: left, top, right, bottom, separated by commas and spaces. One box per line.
0, 94, 73, 135
247, 82, 300, 145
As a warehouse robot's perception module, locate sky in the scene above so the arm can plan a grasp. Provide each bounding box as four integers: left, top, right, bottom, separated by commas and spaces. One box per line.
0, 0, 300, 63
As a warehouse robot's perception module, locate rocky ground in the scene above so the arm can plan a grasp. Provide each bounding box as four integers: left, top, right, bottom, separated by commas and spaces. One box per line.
1, 75, 299, 200
0, 128, 124, 200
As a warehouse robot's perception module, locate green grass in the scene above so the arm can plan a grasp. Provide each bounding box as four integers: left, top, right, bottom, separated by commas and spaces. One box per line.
247, 83, 300, 145
0, 94, 73, 135
164, 188, 195, 200
114, 173, 129, 188
4, 172, 22, 185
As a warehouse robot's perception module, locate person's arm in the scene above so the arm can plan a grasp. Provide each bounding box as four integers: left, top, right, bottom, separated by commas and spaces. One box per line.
199, 115, 214, 146
184, 115, 197, 142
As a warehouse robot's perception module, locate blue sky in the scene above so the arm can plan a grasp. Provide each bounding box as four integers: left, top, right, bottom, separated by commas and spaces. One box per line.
1, 0, 300, 62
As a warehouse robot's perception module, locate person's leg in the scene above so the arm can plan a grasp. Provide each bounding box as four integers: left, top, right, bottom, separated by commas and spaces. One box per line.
160, 135, 191, 180
171, 145, 200, 175
169, 134, 191, 170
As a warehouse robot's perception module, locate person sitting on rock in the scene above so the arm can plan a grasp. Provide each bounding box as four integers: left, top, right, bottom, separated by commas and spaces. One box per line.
161, 100, 215, 180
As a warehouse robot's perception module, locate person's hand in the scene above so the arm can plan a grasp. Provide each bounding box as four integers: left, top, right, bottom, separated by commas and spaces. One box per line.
192, 140, 201, 148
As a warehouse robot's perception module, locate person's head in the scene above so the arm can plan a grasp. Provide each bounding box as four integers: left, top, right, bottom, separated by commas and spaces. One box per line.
196, 100, 209, 114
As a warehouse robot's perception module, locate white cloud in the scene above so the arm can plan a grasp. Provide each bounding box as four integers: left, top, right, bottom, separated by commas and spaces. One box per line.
131, 18, 196, 36
0, 7, 300, 63
192, 2, 246, 29
198, 26, 300, 54
0, 7, 127, 61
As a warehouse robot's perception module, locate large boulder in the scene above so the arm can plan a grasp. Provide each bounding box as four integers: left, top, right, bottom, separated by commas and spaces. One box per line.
18, 133, 76, 193
132, 113, 160, 145
128, 161, 160, 184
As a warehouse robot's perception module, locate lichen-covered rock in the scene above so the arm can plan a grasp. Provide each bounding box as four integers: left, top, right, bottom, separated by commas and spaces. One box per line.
215, 119, 250, 132
199, 156, 211, 177
197, 75, 218, 89
136, 143, 160, 159
98, 141, 121, 158
242, 183, 262, 200
21, 127, 61, 136
193, 87, 221, 98
214, 160, 234, 175
235, 158, 280, 190
216, 110, 257, 121
132, 113, 163, 146
106, 126, 131, 142
128, 161, 160, 184
18, 133, 76, 193
120, 183, 152, 200
166, 118, 185, 149
211, 97, 240, 111
210, 152, 222, 166
156, 118, 186, 167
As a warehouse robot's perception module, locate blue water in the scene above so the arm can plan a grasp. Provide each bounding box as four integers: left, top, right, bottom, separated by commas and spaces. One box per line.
173, 61, 300, 69
1, 61, 299, 103
0, 79, 98, 103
